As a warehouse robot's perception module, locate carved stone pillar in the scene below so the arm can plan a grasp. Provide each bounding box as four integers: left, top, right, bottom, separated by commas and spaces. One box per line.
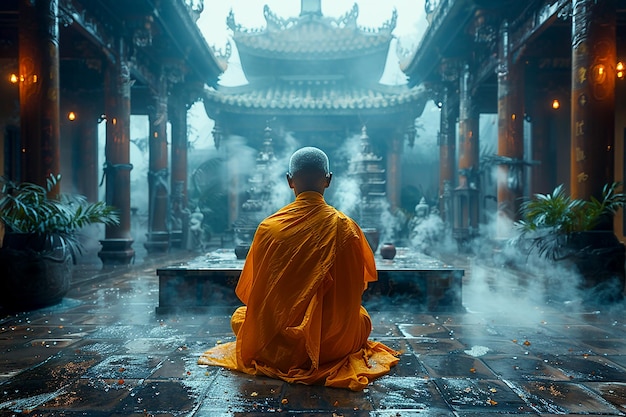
453, 63, 480, 242
169, 91, 189, 249
570, 0, 616, 204
145, 74, 170, 253
99, 43, 135, 266
386, 132, 402, 209
438, 85, 456, 225
18, 0, 61, 189
496, 21, 525, 237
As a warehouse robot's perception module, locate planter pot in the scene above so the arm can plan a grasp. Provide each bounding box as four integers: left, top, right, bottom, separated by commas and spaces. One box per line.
560, 231, 625, 304
0, 233, 72, 311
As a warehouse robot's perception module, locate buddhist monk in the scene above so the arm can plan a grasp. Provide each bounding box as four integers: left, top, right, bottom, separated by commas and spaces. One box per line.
198, 146, 399, 390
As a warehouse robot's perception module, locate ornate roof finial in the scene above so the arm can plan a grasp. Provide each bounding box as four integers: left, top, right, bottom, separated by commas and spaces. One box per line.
300, 0, 322, 17
360, 125, 371, 155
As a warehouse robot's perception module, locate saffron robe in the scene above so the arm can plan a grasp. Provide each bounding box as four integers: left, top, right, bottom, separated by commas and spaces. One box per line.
198, 191, 399, 390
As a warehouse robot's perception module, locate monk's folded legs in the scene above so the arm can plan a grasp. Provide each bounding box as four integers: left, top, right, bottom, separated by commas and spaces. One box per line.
231, 306, 246, 335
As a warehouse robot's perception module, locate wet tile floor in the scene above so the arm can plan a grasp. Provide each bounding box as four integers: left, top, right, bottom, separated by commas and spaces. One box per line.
1, 251, 626, 416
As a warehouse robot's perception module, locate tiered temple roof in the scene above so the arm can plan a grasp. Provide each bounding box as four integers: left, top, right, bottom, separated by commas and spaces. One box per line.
203, 0, 428, 135
228, 4, 396, 72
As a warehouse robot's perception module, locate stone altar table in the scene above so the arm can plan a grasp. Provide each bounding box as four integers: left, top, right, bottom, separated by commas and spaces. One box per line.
156, 248, 464, 314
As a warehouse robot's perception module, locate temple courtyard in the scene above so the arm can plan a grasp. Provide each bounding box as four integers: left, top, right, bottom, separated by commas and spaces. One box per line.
1, 248, 626, 417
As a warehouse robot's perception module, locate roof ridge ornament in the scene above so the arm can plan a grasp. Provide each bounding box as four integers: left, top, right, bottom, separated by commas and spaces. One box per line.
229, 3, 396, 35
300, 0, 322, 17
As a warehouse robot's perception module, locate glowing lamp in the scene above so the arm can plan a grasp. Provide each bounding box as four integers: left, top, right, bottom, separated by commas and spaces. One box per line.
617, 61, 625, 79
9, 73, 18, 83
593, 64, 606, 83
68, 111, 76, 121
552, 99, 560, 109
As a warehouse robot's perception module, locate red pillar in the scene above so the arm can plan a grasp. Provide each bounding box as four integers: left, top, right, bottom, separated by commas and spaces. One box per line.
170, 91, 189, 249
496, 21, 525, 237
18, 0, 61, 191
98, 45, 135, 265
570, 0, 616, 204
454, 64, 480, 242
145, 74, 170, 253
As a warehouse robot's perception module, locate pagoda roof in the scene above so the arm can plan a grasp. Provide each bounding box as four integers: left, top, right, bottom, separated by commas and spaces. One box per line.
227, 4, 397, 60
203, 80, 427, 116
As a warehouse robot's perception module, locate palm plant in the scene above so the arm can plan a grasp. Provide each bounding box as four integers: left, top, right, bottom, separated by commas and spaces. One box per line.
0, 174, 120, 259
514, 182, 626, 260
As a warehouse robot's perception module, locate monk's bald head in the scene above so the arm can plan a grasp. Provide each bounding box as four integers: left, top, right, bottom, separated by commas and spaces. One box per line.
286, 147, 332, 195
288, 147, 329, 176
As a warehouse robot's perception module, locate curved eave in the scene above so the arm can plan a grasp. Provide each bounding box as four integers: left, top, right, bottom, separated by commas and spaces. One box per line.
400, 0, 477, 86
232, 32, 393, 60
203, 84, 428, 118
159, 1, 226, 86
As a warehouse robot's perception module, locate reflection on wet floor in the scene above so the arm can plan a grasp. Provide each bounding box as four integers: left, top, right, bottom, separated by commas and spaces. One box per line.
1, 252, 626, 416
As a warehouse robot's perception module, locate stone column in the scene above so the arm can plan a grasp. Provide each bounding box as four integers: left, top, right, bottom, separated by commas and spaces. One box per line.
18, 0, 61, 190
169, 91, 189, 249
570, 0, 616, 203
386, 132, 403, 209
496, 21, 525, 237
454, 63, 480, 242
438, 85, 456, 225
145, 73, 170, 253
98, 42, 135, 266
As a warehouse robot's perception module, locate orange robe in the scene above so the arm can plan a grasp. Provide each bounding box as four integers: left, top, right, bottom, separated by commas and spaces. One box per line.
198, 191, 399, 391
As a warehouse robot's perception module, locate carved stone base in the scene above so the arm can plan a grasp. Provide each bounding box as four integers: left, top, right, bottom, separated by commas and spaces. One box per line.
98, 238, 135, 266
144, 231, 170, 253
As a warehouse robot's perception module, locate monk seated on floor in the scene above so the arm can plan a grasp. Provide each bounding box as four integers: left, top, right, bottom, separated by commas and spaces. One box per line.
198, 146, 399, 391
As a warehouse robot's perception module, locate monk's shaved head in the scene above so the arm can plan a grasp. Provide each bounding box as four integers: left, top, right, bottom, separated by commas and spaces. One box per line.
288, 147, 329, 176
286, 147, 332, 195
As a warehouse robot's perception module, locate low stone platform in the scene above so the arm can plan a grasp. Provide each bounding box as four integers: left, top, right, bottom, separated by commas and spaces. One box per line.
156, 248, 464, 314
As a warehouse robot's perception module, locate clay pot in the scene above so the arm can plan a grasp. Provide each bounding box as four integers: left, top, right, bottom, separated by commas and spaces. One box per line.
234, 244, 250, 260
380, 242, 396, 260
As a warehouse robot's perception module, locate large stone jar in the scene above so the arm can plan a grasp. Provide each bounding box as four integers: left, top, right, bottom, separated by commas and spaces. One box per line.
0, 233, 72, 311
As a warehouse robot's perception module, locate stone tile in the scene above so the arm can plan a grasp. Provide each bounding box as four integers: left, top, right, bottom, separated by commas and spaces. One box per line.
578, 338, 626, 355
584, 381, 626, 414
368, 376, 449, 411
433, 378, 532, 413
201, 371, 287, 413
406, 336, 466, 355
114, 380, 203, 415
282, 382, 373, 412
34, 378, 136, 413
420, 353, 496, 379
516, 381, 623, 414
386, 351, 429, 378
533, 353, 626, 382
398, 322, 451, 338
481, 354, 571, 381
82, 354, 164, 380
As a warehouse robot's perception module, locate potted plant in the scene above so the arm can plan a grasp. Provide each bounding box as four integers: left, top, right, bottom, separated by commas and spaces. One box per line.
0, 174, 120, 311
514, 182, 626, 303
